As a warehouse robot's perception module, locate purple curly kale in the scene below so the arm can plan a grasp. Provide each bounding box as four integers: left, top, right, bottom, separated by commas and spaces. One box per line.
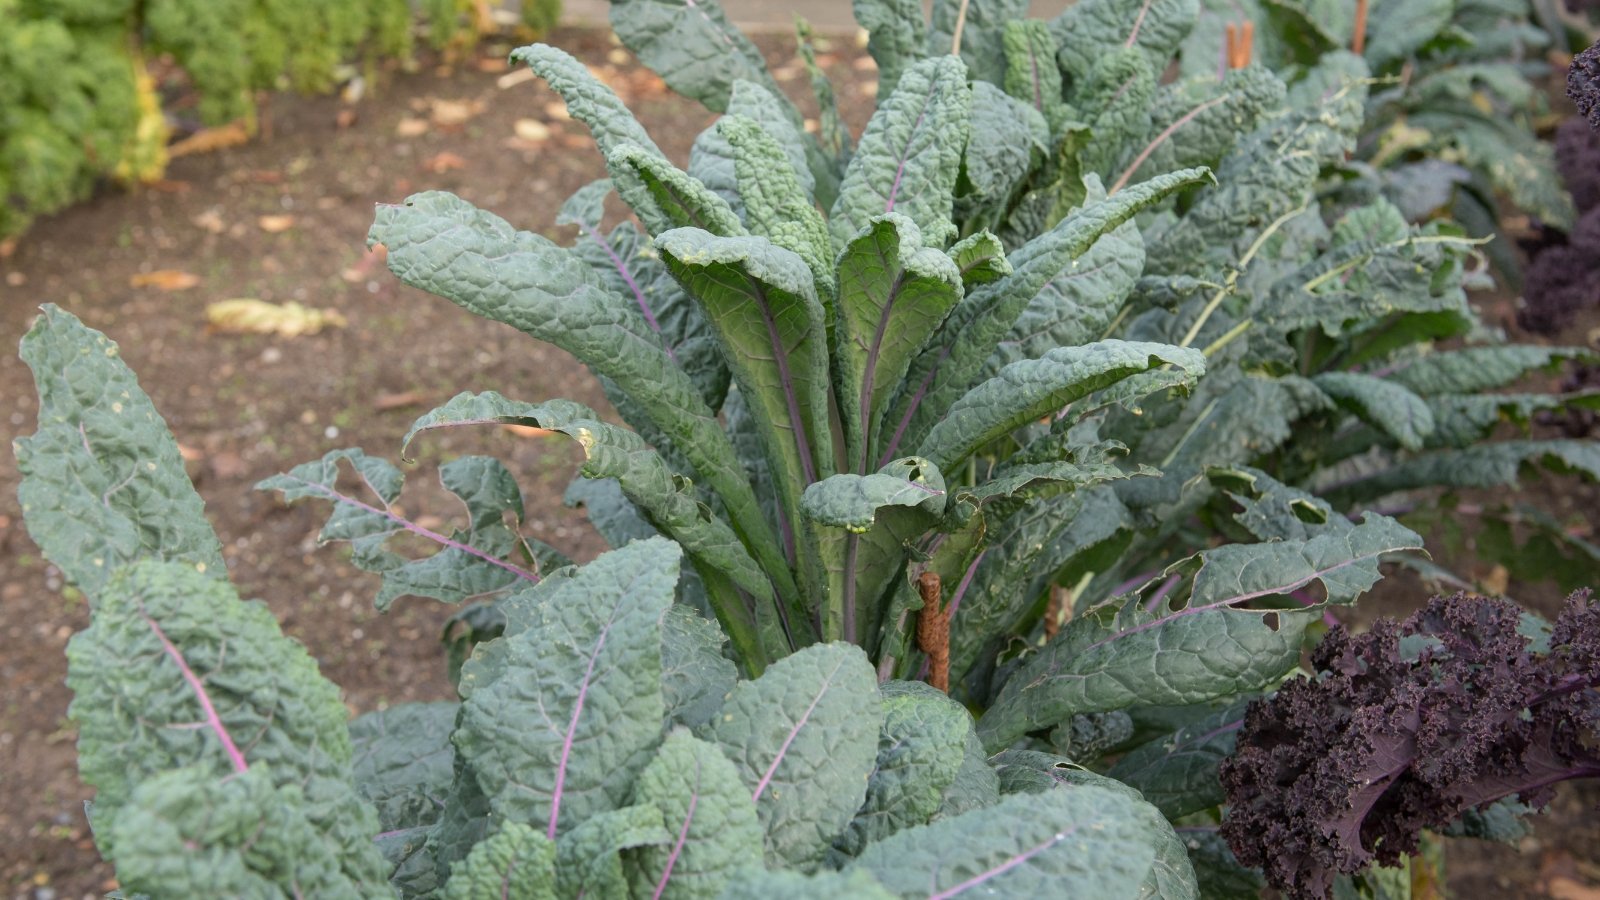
1519, 206, 1600, 335
1219, 591, 1600, 900
1556, 118, 1600, 214
1575, 40, 1600, 130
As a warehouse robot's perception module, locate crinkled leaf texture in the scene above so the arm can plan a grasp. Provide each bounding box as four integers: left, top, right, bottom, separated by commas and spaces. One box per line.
628, 730, 764, 899
849, 784, 1162, 897
67, 559, 392, 895
453, 537, 678, 840
704, 642, 882, 871
16, 304, 225, 600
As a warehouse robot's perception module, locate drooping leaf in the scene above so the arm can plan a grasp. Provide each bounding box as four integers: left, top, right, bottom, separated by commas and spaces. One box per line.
704, 642, 882, 870
1313, 372, 1435, 451
882, 167, 1212, 463
16, 304, 225, 600
1385, 345, 1595, 396
369, 192, 790, 632
830, 55, 973, 251
404, 392, 790, 665
849, 785, 1160, 897
510, 43, 662, 159
558, 179, 730, 409
1323, 440, 1600, 503
917, 340, 1206, 472
946, 230, 1012, 288
609, 141, 746, 238
258, 451, 554, 611
627, 731, 764, 899
977, 514, 1424, 750
833, 214, 965, 472
960, 81, 1049, 229
607, 0, 791, 116
453, 538, 677, 839
65, 560, 390, 889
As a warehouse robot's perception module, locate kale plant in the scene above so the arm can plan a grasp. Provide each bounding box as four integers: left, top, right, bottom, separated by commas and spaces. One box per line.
19, 1, 1595, 895
1222, 589, 1600, 900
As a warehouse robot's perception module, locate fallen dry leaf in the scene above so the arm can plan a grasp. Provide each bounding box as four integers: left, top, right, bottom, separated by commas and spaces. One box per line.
502, 423, 555, 439
257, 214, 296, 233
396, 116, 430, 137
497, 68, 537, 90
606, 48, 631, 65
0, 237, 18, 259
130, 269, 200, 291
168, 120, 251, 158
176, 443, 204, 463
428, 97, 486, 127
422, 151, 468, 173
476, 56, 509, 73
374, 390, 432, 411
192, 208, 226, 234
543, 101, 570, 121
336, 108, 358, 129
206, 299, 348, 337
513, 118, 551, 142
1482, 563, 1510, 596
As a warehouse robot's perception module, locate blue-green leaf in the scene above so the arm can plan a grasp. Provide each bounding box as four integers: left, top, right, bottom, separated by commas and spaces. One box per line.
16, 305, 225, 600
830, 55, 972, 251
705, 642, 882, 870
628, 731, 764, 899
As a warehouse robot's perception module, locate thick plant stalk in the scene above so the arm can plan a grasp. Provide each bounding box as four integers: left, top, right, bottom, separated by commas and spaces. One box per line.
917, 572, 951, 693
1353, 0, 1369, 55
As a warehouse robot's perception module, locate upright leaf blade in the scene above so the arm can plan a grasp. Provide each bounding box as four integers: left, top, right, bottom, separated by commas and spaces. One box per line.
830, 55, 973, 251
608, 0, 792, 116
722, 115, 834, 293
655, 229, 836, 571
854, 0, 927, 96
881, 167, 1212, 463
705, 642, 882, 870
834, 214, 965, 472
16, 305, 225, 599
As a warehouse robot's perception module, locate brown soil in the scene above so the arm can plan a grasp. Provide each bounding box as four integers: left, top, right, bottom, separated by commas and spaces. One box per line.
0, 22, 1595, 900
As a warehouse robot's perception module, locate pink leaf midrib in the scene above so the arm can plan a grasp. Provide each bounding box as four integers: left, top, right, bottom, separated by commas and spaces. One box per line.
752, 655, 847, 803
652, 756, 703, 900
549, 611, 621, 840
926, 826, 1078, 899
139, 604, 248, 774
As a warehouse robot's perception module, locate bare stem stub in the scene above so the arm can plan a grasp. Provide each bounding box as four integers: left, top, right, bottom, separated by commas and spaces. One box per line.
917, 572, 951, 693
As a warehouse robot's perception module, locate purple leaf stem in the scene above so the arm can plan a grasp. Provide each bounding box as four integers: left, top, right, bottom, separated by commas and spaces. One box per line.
750, 280, 818, 485
1143, 573, 1183, 612
859, 274, 908, 472
884, 80, 941, 214
549, 612, 619, 840
139, 607, 248, 774
577, 221, 677, 364
651, 759, 702, 900
284, 474, 540, 585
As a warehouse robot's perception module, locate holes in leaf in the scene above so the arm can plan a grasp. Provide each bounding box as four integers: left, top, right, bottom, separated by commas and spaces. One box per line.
1290, 499, 1328, 524
1262, 611, 1281, 632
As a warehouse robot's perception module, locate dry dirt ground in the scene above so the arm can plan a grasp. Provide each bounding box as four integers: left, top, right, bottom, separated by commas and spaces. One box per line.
0, 21, 1596, 900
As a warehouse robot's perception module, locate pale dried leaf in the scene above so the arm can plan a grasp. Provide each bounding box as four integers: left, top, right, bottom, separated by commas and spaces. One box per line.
206, 299, 348, 337
258, 215, 296, 233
